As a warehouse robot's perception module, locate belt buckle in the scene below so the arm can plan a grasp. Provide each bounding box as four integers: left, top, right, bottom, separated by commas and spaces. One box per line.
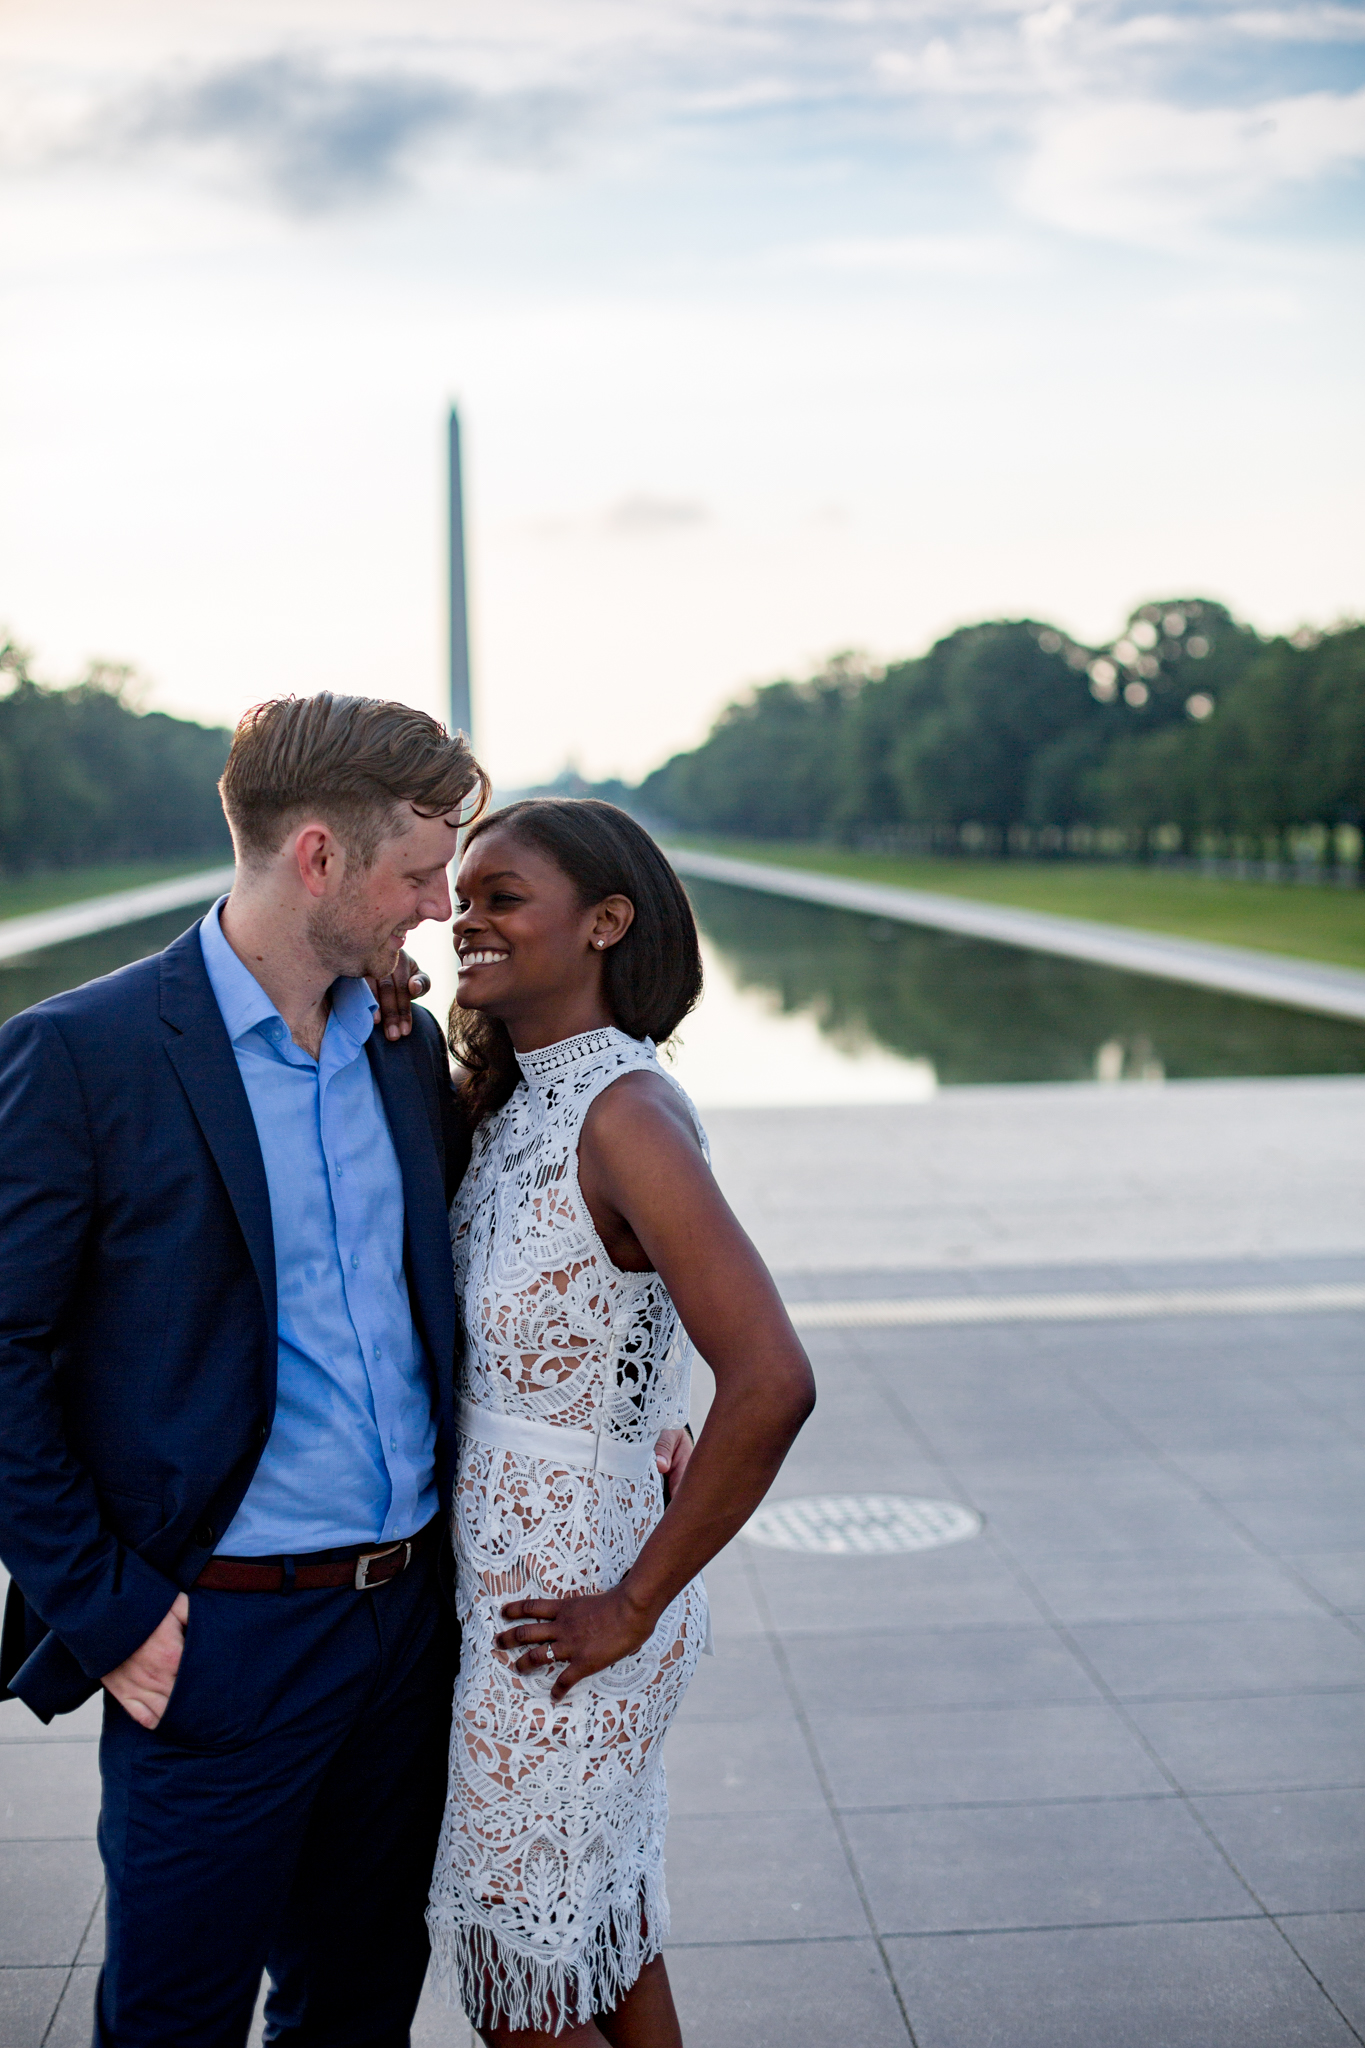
354, 1538, 409, 1591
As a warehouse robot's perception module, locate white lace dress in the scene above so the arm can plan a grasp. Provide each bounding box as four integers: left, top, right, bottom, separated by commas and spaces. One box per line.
427, 1026, 711, 2035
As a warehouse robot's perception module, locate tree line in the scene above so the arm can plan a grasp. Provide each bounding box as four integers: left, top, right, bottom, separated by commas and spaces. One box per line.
630, 599, 1365, 869
0, 641, 233, 873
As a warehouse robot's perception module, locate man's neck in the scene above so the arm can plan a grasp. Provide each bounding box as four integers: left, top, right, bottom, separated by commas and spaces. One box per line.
218, 889, 337, 1059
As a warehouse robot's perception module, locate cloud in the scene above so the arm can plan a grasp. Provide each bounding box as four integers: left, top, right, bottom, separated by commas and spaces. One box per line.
38, 49, 586, 212
603, 494, 710, 535
1018, 85, 1365, 242
791, 232, 1040, 276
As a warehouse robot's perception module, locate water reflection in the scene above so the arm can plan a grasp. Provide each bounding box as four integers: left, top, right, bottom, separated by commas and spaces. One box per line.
682, 879, 1365, 1089
0, 904, 222, 1028
2, 881, 1363, 1102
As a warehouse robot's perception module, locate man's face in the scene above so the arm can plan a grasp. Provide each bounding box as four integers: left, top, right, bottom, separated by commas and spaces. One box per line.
307, 803, 461, 981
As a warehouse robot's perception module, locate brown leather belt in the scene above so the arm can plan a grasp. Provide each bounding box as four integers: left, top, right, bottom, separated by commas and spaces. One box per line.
195, 1520, 433, 1593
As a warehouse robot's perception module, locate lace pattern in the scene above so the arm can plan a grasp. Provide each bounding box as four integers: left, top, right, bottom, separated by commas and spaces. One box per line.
427, 1027, 710, 2033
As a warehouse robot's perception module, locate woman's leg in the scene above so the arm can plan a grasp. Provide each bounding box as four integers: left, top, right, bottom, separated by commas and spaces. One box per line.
596, 1956, 683, 2048
474, 1954, 683, 2048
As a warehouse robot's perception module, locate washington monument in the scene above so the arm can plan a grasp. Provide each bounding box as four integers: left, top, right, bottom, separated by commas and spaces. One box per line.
448, 405, 472, 741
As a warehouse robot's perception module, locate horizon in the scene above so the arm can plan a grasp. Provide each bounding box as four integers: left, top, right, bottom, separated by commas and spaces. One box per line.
2, 1, 1362, 786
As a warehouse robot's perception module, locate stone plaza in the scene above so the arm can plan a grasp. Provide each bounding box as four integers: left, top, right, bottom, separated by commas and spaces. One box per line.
3, 1076, 1363, 2045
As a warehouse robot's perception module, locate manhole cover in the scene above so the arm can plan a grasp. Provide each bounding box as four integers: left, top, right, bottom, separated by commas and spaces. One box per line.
742, 1494, 982, 1556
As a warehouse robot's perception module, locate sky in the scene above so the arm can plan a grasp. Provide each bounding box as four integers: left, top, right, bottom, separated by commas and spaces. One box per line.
1, 1, 1363, 787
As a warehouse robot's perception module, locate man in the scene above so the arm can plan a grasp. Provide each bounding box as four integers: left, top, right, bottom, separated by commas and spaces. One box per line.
0, 693, 486, 2046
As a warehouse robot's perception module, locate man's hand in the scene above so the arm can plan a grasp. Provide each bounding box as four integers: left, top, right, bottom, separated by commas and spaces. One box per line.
370, 950, 432, 1041
654, 1427, 693, 1497
101, 1593, 189, 1730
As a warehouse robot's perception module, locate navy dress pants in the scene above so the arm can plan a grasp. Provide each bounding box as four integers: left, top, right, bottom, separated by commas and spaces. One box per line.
93, 1544, 455, 2048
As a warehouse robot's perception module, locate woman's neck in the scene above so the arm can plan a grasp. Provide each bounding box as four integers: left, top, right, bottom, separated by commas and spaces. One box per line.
503, 994, 616, 1056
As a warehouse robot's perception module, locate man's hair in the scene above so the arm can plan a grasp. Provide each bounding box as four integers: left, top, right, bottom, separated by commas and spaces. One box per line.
219, 693, 489, 869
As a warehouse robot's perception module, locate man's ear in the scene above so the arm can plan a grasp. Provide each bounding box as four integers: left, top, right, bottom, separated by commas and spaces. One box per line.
293, 824, 342, 900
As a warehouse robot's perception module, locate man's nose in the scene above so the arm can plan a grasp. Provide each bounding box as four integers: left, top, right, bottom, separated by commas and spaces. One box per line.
421, 871, 454, 925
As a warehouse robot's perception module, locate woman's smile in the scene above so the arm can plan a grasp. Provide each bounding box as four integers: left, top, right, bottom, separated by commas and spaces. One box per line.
457, 946, 510, 969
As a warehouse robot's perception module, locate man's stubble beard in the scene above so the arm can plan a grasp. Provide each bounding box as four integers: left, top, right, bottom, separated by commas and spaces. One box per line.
306, 878, 403, 985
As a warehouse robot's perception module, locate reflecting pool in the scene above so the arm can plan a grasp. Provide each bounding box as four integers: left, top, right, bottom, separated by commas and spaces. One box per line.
2, 878, 1363, 1108
671, 878, 1365, 1100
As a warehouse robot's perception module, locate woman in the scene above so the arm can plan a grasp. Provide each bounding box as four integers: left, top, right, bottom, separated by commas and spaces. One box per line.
427, 799, 815, 2047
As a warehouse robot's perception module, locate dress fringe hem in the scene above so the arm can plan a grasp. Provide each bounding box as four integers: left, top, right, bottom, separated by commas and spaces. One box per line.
426, 1882, 668, 2037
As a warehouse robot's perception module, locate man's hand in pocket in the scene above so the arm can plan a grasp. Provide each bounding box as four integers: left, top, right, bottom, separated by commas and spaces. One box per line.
101, 1593, 190, 1729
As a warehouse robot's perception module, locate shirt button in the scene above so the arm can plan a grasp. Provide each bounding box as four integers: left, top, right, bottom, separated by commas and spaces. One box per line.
390, 1436, 397, 1452
351, 1254, 359, 1270
373, 1345, 381, 1360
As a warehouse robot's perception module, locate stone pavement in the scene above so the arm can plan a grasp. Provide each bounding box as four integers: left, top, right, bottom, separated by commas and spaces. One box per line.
2, 1084, 1363, 2046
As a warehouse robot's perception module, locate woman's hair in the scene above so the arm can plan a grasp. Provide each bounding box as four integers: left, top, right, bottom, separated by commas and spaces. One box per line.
449, 798, 703, 1126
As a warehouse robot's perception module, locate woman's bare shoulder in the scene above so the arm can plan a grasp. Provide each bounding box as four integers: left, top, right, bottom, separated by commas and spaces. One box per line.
580, 1066, 704, 1158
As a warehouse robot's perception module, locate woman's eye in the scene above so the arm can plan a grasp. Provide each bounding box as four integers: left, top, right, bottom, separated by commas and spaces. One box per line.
491, 893, 522, 907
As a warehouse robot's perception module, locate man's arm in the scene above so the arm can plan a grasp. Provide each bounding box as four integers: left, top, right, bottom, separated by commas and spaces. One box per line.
0, 1013, 179, 1696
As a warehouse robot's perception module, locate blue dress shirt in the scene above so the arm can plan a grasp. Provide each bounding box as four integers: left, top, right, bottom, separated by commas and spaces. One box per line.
199, 900, 437, 1554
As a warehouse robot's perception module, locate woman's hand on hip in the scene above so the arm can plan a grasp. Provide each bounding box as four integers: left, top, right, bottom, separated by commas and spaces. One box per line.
497, 1588, 655, 1704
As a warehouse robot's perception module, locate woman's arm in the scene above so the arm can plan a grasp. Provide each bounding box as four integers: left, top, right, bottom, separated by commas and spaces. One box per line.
497, 1072, 815, 1701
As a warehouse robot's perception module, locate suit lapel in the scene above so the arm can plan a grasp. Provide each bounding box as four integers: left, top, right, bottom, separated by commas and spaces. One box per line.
366, 1032, 457, 1437
159, 929, 278, 1349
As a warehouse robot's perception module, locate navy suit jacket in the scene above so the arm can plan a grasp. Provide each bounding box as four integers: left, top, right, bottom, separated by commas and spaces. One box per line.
0, 922, 465, 1722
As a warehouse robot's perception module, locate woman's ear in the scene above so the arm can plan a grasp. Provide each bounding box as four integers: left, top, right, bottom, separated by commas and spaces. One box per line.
591, 894, 636, 950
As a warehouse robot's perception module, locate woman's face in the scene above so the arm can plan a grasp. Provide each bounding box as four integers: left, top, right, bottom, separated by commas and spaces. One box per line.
451, 827, 633, 1022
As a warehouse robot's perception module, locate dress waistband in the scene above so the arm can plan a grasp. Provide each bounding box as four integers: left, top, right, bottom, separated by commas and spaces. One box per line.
456, 1398, 661, 1484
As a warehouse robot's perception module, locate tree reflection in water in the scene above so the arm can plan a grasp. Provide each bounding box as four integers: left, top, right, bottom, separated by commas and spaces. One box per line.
684, 879, 1365, 1086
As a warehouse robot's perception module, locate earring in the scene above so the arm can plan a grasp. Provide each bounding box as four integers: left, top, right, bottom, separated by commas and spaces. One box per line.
596, 939, 605, 949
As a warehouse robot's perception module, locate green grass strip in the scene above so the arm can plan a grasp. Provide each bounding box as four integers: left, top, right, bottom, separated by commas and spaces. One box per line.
672, 837, 1365, 972
0, 858, 227, 925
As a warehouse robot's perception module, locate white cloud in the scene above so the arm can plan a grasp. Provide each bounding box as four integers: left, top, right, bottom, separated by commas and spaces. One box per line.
791, 232, 1040, 275
603, 494, 711, 535
1018, 86, 1365, 242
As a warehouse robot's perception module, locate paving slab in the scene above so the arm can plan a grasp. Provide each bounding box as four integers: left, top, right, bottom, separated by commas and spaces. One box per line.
1288, 1552, 1365, 1615
705, 1081, 1365, 1273
1128, 1691, 1365, 1794
663, 1719, 828, 1817
664, 1809, 869, 1944
1280, 1914, 1365, 2037
0, 1840, 104, 1967
1017, 1550, 1326, 1626
0, 1741, 103, 1839
885, 1918, 1359, 2048
806, 1702, 1168, 1809
0, 1968, 66, 2048
1068, 1616, 1365, 1700
843, 1796, 1254, 1934
665, 1938, 907, 2048
780, 1625, 1102, 1715
1192, 1790, 1365, 1913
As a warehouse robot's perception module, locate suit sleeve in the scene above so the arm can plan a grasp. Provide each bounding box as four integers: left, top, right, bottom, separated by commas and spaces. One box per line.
0, 1012, 179, 1685
416, 1005, 471, 1203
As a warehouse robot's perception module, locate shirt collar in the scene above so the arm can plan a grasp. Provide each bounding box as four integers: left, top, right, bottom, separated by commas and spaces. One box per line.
199, 897, 378, 1055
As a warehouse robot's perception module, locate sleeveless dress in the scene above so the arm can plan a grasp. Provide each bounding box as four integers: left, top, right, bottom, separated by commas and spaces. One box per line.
426, 1026, 711, 2035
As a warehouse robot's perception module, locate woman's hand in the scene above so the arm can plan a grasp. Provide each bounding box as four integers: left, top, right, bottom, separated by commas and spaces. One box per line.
497, 1588, 655, 1705
368, 950, 431, 1040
